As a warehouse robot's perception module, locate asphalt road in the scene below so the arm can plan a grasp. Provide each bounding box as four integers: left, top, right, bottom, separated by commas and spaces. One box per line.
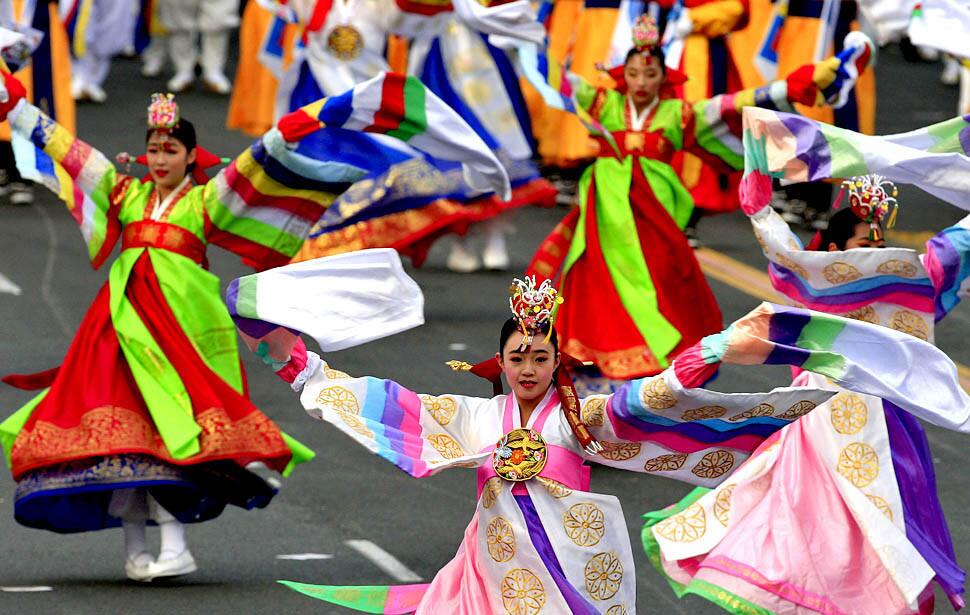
0, 45, 968, 614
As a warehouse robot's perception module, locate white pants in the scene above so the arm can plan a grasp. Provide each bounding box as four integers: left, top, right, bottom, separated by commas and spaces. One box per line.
157, 0, 240, 76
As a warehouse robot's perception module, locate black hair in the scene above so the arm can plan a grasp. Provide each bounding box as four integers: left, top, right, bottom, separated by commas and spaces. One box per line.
145, 118, 198, 153
624, 46, 666, 72
817, 207, 871, 251
499, 317, 559, 356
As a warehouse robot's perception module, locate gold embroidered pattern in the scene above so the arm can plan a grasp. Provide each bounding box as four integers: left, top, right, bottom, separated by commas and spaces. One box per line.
501, 568, 545, 615
581, 398, 606, 427
778, 400, 817, 420
823, 261, 863, 284
775, 253, 808, 279
643, 453, 688, 472
714, 484, 736, 526
324, 366, 351, 380
486, 516, 516, 563
837, 442, 879, 487
482, 476, 503, 509
682, 406, 727, 421
598, 441, 642, 462
830, 393, 868, 435
605, 606, 628, 615
563, 503, 606, 547
890, 310, 929, 340
729, 403, 774, 422
877, 259, 918, 278
536, 476, 573, 498
641, 378, 677, 410
584, 552, 624, 601
419, 394, 458, 426
427, 433, 466, 459
655, 503, 707, 543
691, 450, 735, 480
866, 494, 893, 521
327, 25, 364, 60
843, 305, 879, 325
315, 386, 360, 414
336, 410, 373, 439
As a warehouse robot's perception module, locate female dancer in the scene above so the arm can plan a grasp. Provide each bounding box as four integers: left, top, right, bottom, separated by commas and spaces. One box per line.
0, 68, 509, 582
645, 114, 970, 611
525, 15, 873, 381
229, 269, 966, 613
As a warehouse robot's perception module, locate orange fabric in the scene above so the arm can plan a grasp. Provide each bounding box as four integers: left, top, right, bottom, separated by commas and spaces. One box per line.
386, 35, 409, 74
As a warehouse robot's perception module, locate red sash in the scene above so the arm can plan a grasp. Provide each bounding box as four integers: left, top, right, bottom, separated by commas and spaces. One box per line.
122, 220, 207, 267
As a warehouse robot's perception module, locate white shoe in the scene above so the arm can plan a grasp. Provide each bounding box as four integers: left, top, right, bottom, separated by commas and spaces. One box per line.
446, 240, 481, 273
245, 461, 282, 490
202, 71, 231, 95
141, 57, 164, 78
167, 70, 195, 93
143, 550, 197, 581
482, 231, 510, 271
70, 77, 87, 101
86, 84, 107, 104
125, 552, 155, 582
942, 58, 961, 86
8, 182, 34, 205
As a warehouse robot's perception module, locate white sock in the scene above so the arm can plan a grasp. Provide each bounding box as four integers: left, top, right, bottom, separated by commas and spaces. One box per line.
150, 495, 187, 559
123, 521, 148, 560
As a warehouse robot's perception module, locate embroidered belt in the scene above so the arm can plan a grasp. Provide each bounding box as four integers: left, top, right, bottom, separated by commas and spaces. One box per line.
477, 438, 590, 494
122, 220, 207, 267
593, 132, 674, 162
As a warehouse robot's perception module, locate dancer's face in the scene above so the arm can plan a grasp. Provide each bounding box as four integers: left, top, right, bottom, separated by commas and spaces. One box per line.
146, 131, 196, 191
496, 332, 560, 407
830, 221, 886, 250
624, 53, 664, 109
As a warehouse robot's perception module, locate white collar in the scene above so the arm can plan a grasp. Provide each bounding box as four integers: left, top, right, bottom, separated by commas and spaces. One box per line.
627, 95, 658, 131
150, 176, 191, 221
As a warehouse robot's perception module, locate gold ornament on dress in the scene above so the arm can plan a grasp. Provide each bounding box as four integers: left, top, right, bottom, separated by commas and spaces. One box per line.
605, 606, 629, 615
778, 400, 818, 420
654, 503, 707, 543
822, 261, 863, 284
729, 403, 774, 422
775, 253, 809, 279
492, 428, 547, 482
563, 502, 606, 547
876, 259, 918, 278
427, 433, 466, 459
419, 394, 458, 426
324, 365, 351, 380
643, 453, 688, 472
584, 551, 624, 601
598, 441, 642, 462
501, 568, 546, 615
890, 310, 929, 341
682, 405, 727, 421
843, 305, 879, 325
337, 410, 374, 439
481, 476, 503, 509
536, 476, 573, 498
327, 25, 364, 61
581, 398, 607, 427
837, 442, 879, 487
315, 386, 361, 414
714, 484, 735, 526
485, 516, 516, 562
829, 393, 868, 435
641, 378, 677, 410
691, 450, 735, 479
866, 494, 893, 521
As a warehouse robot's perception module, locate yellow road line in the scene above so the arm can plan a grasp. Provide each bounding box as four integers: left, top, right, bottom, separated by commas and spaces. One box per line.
695, 247, 970, 393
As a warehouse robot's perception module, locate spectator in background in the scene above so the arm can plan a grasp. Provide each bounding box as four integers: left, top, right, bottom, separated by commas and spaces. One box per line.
158, 0, 241, 94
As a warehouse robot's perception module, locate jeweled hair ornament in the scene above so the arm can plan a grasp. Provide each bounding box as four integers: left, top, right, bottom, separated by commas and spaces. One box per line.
841, 174, 899, 241
508, 276, 564, 348
631, 15, 660, 52
147, 92, 180, 130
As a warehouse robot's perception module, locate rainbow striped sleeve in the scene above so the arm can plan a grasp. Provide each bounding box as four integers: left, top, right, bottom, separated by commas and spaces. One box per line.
9, 100, 124, 268
297, 360, 494, 478
925, 214, 970, 321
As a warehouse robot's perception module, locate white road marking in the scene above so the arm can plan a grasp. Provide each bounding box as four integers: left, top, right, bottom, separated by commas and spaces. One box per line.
275, 553, 333, 561
0, 272, 21, 296
345, 540, 421, 582
448, 343, 468, 351
1, 586, 53, 592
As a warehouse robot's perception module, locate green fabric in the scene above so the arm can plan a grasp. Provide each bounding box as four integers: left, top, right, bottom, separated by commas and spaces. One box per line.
281, 432, 316, 477
278, 581, 391, 613
388, 77, 427, 142
0, 390, 47, 467
819, 123, 868, 178
691, 100, 743, 169
639, 157, 694, 229
234, 274, 259, 320
797, 314, 848, 377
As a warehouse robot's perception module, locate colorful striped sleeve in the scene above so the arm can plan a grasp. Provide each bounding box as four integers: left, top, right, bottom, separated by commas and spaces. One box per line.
925, 214, 970, 321
8, 99, 128, 268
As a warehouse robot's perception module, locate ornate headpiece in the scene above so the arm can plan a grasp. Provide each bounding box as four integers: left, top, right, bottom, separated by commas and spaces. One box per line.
508, 276, 563, 348
147, 93, 180, 130
631, 15, 660, 51
841, 174, 899, 241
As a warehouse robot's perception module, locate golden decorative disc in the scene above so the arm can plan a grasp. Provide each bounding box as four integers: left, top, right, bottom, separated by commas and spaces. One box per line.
327, 25, 364, 61
493, 428, 547, 482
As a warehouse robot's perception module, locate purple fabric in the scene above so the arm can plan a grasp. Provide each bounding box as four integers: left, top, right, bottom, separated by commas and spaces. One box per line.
779, 115, 831, 180
883, 400, 965, 604
926, 230, 965, 321
959, 117, 970, 155
224, 278, 297, 338
769, 263, 935, 306
768, 307, 810, 346
514, 494, 599, 615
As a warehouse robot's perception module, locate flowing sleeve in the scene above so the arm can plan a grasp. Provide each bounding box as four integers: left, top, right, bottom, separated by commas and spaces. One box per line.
296, 355, 497, 478
924, 213, 970, 321
8, 99, 135, 268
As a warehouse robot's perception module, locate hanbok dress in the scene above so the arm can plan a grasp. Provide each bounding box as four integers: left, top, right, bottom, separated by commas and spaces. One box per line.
645, 111, 970, 613
526, 77, 811, 379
